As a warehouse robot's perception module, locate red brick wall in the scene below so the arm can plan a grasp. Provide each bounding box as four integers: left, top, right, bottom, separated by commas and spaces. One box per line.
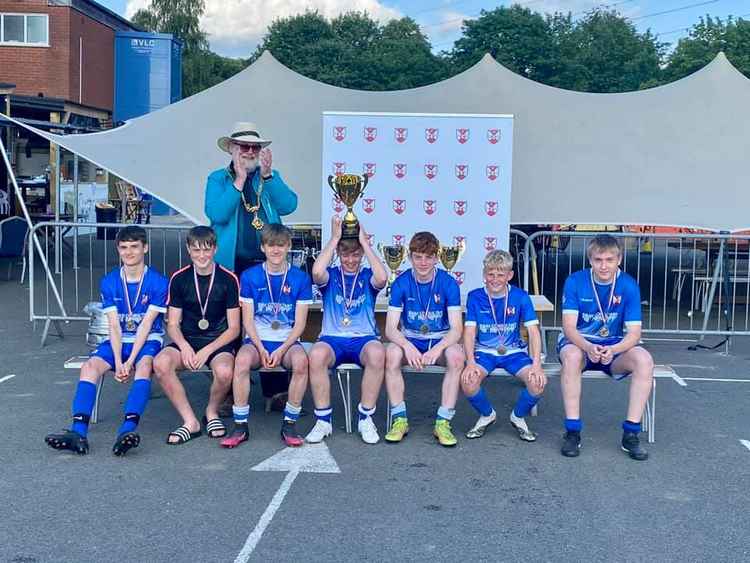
0, 0, 115, 111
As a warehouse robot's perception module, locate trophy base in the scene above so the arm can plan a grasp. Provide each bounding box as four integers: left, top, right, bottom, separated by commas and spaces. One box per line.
341, 222, 360, 240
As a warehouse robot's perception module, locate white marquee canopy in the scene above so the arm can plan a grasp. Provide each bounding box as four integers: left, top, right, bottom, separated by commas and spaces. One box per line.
3, 51, 748, 231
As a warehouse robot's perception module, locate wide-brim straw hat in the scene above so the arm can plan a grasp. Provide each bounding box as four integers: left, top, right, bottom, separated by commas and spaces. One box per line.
217, 121, 272, 153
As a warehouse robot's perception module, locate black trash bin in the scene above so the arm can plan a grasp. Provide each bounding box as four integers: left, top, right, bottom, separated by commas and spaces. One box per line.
95, 203, 118, 240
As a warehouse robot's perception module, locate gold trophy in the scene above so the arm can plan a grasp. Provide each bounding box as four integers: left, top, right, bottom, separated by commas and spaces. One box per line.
327, 173, 369, 239
377, 243, 405, 295
438, 240, 466, 274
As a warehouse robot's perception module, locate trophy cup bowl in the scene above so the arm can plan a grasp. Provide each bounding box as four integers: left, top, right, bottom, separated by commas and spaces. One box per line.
438, 240, 466, 272
377, 243, 405, 295
328, 173, 369, 239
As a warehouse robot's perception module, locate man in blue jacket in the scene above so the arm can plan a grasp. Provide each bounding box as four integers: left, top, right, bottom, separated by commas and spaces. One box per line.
205, 122, 298, 274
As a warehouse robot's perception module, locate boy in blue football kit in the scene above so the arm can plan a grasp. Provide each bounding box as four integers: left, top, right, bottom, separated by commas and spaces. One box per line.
558, 235, 654, 461
221, 224, 312, 448
461, 250, 546, 441
45, 226, 168, 456
384, 231, 466, 447
306, 216, 388, 444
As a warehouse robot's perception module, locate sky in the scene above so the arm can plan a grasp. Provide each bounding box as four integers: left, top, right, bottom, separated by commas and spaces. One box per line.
97, 0, 750, 58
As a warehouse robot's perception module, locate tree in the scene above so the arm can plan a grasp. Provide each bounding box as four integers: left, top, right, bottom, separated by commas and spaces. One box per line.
448, 5, 557, 83
662, 16, 750, 82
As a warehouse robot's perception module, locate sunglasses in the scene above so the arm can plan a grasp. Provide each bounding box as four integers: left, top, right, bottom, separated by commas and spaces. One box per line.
233, 142, 261, 153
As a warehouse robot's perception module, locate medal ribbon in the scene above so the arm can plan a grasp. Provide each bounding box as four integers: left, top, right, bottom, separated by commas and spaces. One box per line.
264, 263, 289, 321
590, 268, 619, 331
121, 266, 147, 328
193, 264, 216, 322
485, 286, 508, 345
412, 268, 437, 328
339, 263, 362, 319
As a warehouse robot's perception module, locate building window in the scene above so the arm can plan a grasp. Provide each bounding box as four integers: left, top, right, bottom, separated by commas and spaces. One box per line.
0, 13, 49, 46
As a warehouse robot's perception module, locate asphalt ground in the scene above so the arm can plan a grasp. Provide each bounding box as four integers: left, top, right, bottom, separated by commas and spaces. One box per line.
2, 277, 750, 563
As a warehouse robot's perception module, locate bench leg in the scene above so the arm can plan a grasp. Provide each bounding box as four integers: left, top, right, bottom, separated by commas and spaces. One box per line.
648, 377, 656, 444
335, 368, 353, 434
91, 377, 104, 424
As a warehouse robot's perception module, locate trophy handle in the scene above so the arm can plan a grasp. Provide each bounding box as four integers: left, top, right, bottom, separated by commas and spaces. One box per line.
327, 174, 337, 193
361, 174, 369, 190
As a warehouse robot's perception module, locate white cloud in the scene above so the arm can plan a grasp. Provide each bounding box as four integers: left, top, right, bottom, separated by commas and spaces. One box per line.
126, 0, 401, 57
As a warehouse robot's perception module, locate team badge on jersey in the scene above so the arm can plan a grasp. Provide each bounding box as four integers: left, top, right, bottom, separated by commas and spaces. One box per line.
141, 294, 149, 305
453, 272, 465, 285
424, 164, 438, 180
456, 128, 470, 144
455, 164, 468, 180
363, 127, 377, 142
333, 126, 346, 142
425, 128, 439, 144
394, 128, 408, 143
506, 306, 516, 315
487, 129, 501, 144
394, 163, 407, 179
434, 293, 441, 304
613, 295, 622, 305
453, 200, 467, 216
423, 200, 436, 215
485, 201, 498, 217
486, 165, 499, 181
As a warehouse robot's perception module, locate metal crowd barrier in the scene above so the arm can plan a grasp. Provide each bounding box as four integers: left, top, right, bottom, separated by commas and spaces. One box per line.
522, 230, 750, 345
28, 221, 194, 346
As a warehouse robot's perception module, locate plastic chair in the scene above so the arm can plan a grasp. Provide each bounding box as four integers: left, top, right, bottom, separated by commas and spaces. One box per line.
0, 216, 28, 281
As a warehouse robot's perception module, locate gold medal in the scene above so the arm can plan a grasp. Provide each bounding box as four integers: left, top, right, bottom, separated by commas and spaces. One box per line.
126, 316, 136, 332
598, 326, 609, 337
198, 318, 209, 331
251, 215, 264, 230
420, 323, 429, 335
497, 345, 507, 355
271, 320, 281, 330
342, 315, 352, 327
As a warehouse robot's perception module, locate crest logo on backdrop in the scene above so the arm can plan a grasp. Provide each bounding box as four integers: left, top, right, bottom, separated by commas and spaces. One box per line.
363, 163, 377, 178
392, 199, 406, 215
453, 200, 467, 216
363, 198, 375, 214
456, 128, 470, 144
455, 164, 468, 180
487, 129, 501, 144
394, 163, 407, 179
485, 201, 498, 217
332, 197, 344, 213
423, 200, 436, 215
424, 164, 438, 180
363, 127, 377, 142
392, 234, 405, 246
425, 128, 439, 144
333, 126, 346, 142
394, 128, 408, 143
484, 236, 497, 251
453, 271, 465, 286
333, 162, 346, 176
453, 235, 466, 247
486, 165, 499, 181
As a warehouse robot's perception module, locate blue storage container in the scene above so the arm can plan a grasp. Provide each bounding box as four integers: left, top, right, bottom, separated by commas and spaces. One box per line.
114, 32, 182, 122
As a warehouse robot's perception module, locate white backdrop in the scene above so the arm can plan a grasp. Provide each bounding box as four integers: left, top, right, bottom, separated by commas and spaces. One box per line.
321, 111, 514, 293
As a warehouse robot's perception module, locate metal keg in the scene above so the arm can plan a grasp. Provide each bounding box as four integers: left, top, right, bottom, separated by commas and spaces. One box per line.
83, 302, 109, 349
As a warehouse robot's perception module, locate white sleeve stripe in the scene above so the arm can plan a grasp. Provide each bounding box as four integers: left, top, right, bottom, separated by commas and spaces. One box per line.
388, 306, 403, 312
447, 306, 462, 311
147, 305, 167, 313
464, 321, 477, 326
562, 309, 579, 315
625, 320, 642, 325
297, 300, 313, 305
524, 320, 540, 327
102, 306, 117, 313
239, 297, 254, 304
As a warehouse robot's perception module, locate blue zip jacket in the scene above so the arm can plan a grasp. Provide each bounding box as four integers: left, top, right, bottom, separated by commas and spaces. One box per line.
204, 166, 298, 271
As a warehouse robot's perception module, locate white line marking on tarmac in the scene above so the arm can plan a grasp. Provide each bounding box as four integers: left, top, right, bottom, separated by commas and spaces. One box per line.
681, 377, 750, 383
740, 440, 750, 452
235, 444, 341, 562
670, 364, 717, 370
671, 373, 688, 387
0, 374, 16, 384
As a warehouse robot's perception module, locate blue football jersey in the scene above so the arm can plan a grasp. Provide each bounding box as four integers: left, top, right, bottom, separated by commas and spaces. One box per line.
319, 266, 381, 337
240, 264, 313, 342
465, 286, 538, 356
100, 266, 169, 343
388, 268, 461, 340
559, 268, 642, 347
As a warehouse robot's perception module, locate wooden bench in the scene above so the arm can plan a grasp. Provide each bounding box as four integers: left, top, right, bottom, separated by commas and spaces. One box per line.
334, 363, 673, 444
